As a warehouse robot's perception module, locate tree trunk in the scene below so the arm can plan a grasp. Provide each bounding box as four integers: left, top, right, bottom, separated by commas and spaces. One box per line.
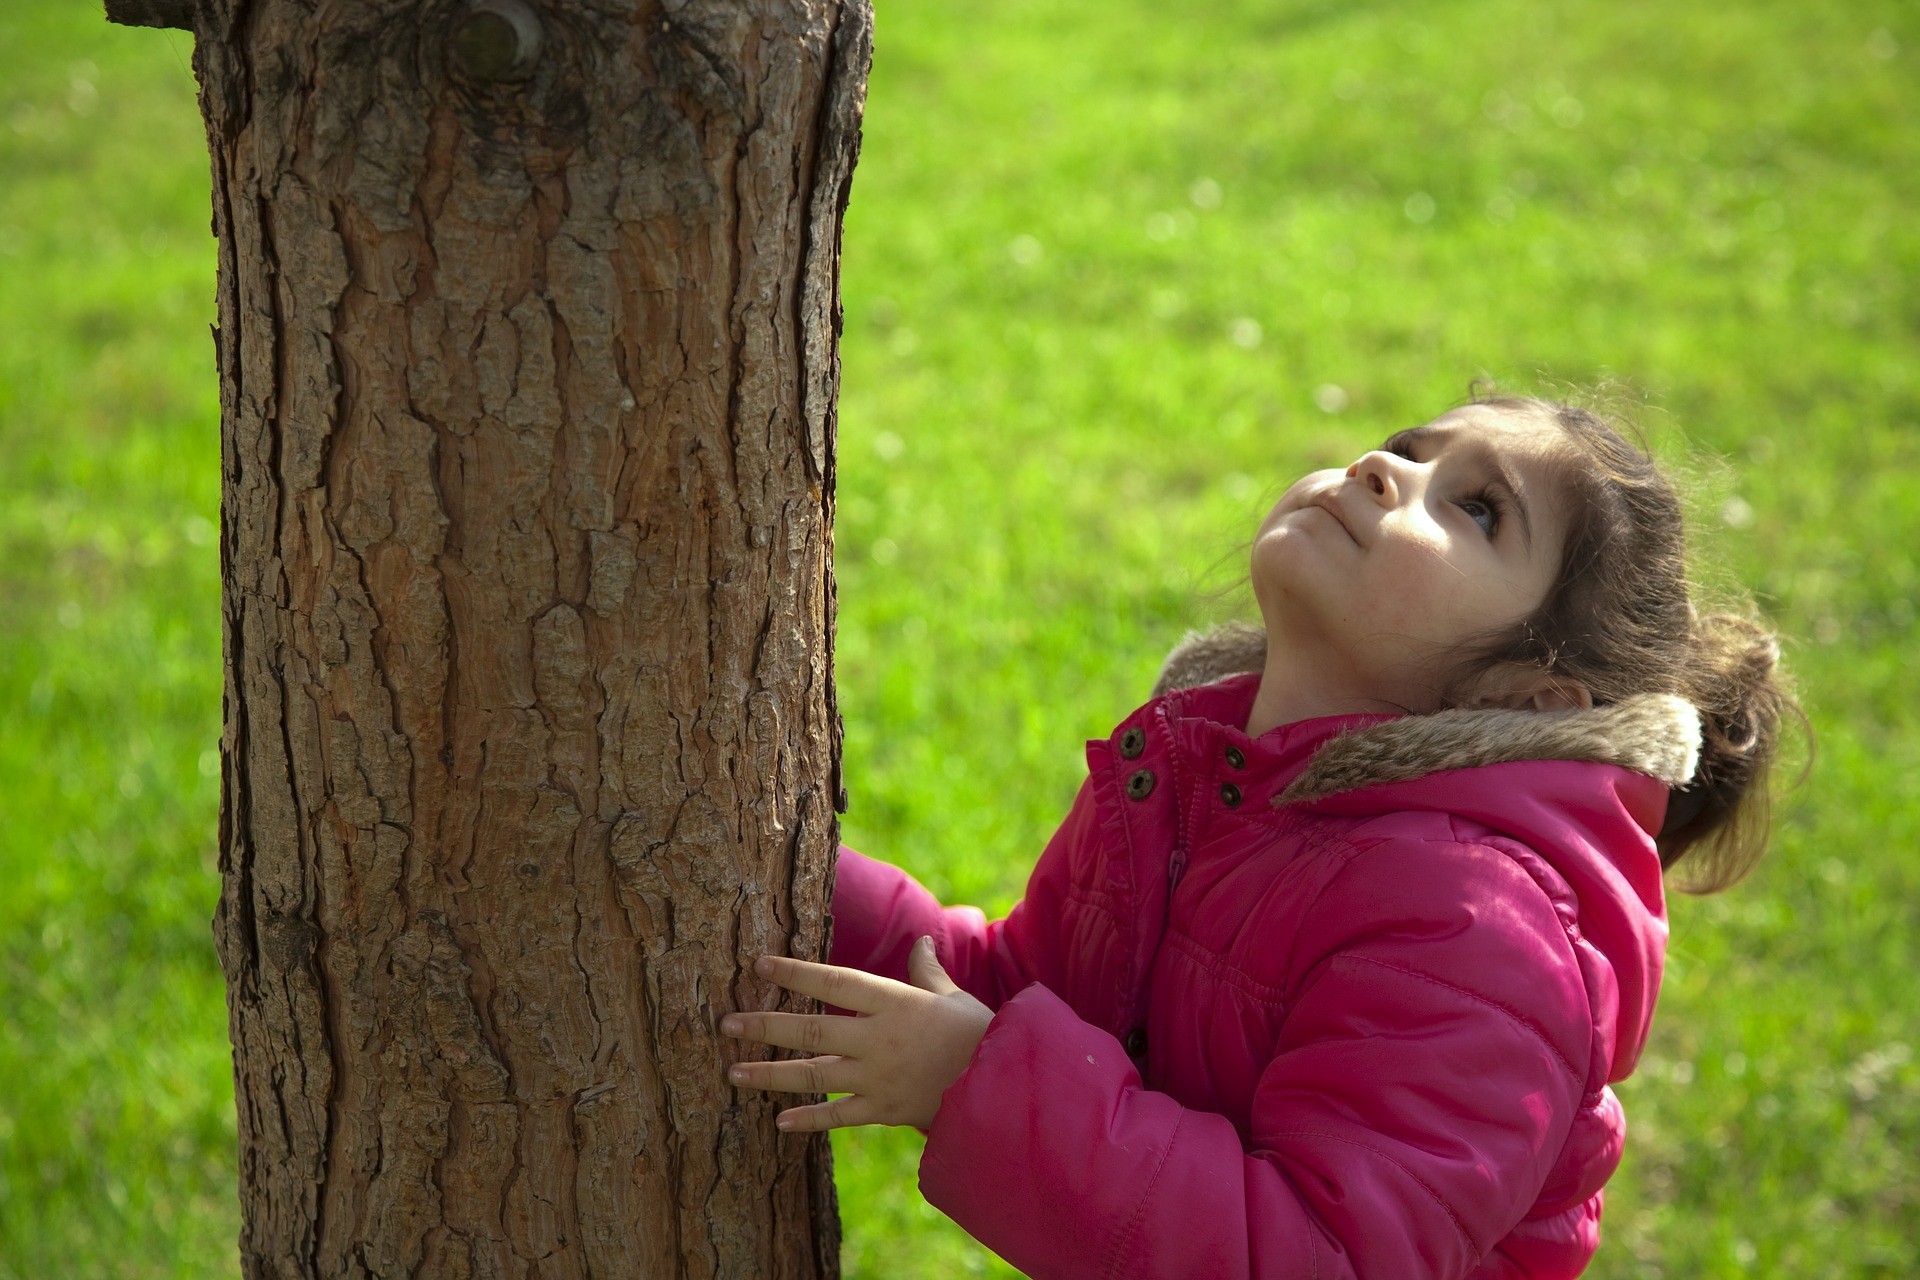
164, 0, 869, 1273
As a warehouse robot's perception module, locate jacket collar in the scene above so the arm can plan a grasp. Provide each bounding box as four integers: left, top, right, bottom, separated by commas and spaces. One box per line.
1152, 623, 1702, 805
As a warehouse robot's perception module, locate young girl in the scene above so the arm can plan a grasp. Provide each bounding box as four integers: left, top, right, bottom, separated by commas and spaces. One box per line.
720, 394, 1792, 1279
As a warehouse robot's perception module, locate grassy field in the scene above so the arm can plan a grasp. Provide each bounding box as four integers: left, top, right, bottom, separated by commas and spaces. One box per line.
2, 0, 1916, 1275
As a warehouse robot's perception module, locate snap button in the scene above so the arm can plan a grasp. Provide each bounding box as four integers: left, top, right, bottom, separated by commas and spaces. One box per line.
1119, 726, 1146, 759
1124, 1027, 1148, 1059
1126, 769, 1155, 800
1224, 745, 1245, 769
1220, 782, 1242, 807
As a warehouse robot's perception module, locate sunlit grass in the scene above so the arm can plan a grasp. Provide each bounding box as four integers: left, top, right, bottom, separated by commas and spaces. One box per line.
2, 0, 1915, 1275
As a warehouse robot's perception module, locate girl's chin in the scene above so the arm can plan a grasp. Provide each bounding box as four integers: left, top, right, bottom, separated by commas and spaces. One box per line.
1251, 543, 1340, 609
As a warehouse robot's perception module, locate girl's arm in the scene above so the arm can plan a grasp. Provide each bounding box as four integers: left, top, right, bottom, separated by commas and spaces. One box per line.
722, 778, 1101, 1130
824, 773, 1098, 1009
825, 847, 1018, 1001
917, 835, 1597, 1280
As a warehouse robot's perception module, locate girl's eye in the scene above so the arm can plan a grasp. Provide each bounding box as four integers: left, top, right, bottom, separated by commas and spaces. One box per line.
1460, 495, 1500, 536
1383, 435, 1416, 460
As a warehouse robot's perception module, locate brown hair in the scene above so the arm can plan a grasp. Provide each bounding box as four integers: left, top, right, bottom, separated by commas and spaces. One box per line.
1444, 390, 1802, 893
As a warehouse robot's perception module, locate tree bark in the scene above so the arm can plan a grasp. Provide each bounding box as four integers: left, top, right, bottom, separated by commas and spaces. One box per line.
169, 0, 870, 1273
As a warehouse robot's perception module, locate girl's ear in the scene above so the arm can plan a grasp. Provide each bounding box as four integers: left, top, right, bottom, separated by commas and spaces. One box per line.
1526, 678, 1594, 713
1467, 664, 1594, 713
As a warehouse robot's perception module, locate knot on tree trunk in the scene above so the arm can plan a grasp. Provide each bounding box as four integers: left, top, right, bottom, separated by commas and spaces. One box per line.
103, 0, 198, 31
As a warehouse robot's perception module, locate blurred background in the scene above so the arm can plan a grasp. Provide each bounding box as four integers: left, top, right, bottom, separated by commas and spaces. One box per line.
2, 0, 1915, 1274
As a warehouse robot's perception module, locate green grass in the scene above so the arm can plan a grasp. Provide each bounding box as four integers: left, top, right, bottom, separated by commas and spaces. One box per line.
2, 0, 1915, 1275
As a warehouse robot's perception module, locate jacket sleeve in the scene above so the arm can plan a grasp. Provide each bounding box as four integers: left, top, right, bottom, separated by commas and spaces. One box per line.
826, 775, 1100, 1012
917, 835, 1595, 1280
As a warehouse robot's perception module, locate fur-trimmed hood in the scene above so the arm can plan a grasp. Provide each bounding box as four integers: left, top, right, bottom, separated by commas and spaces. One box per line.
1152, 621, 1702, 806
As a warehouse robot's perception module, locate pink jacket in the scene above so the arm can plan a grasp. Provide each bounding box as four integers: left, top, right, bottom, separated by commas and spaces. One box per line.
828, 658, 1702, 1280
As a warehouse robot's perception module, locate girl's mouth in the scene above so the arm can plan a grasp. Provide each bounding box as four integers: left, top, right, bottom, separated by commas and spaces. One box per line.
1312, 496, 1358, 543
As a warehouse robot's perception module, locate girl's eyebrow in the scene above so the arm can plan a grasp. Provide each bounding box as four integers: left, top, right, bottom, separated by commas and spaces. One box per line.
1383, 425, 1433, 453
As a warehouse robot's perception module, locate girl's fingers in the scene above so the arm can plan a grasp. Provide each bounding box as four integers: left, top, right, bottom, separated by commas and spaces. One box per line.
721, 1009, 863, 1057
728, 1054, 850, 1096
773, 1094, 876, 1133
750, 954, 893, 1013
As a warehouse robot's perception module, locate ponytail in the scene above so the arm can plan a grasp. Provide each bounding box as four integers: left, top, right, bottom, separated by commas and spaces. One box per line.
1657, 611, 1801, 892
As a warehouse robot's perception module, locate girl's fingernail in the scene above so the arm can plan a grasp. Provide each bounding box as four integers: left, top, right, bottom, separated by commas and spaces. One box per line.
730, 1066, 747, 1083
754, 956, 775, 976
776, 1114, 792, 1131
720, 1016, 742, 1035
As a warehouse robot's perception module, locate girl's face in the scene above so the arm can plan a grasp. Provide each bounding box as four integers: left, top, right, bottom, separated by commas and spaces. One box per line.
1251, 405, 1574, 714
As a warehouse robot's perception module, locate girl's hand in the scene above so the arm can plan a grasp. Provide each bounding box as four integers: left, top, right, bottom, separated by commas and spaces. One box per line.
720, 936, 993, 1132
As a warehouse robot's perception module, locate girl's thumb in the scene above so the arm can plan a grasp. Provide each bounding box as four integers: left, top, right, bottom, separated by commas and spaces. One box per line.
908, 935, 955, 994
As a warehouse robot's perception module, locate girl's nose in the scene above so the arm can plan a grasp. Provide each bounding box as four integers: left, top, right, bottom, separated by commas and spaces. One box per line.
1348, 451, 1405, 506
